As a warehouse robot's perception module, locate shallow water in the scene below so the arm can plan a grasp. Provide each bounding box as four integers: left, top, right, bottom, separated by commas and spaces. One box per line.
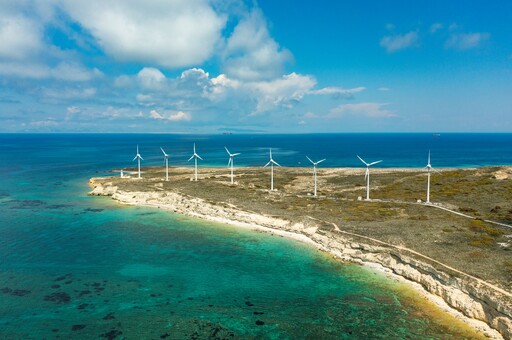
0, 134, 489, 338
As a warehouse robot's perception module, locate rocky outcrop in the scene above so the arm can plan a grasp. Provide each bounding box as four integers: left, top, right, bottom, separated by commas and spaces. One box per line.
89, 178, 512, 339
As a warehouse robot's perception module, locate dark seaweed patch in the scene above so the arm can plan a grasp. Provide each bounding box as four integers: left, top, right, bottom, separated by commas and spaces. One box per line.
77, 303, 90, 310
44, 292, 71, 304
84, 208, 104, 213
9, 199, 46, 209
255, 320, 265, 326
78, 290, 91, 297
103, 312, 115, 320
51, 284, 61, 289
1, 287, 30, 296
71, 324, 86, 331
101, 329, 123, 339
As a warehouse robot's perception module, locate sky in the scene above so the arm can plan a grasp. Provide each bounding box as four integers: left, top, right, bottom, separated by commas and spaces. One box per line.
1, 0, 511, 133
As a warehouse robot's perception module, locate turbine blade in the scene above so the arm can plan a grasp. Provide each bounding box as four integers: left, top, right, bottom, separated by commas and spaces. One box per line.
197, 154, 203, 161
160, 147, 166, 156
133, 156, 137, 161
187, 155, 194, 162
269, 148, 272, 159
369, 160, 382, 166
357, 155, 368, 166
428, 150, 431, 165
140, 156, 144, 161
317, 159, 326, 164
306, 156, 314, 165
264, 161, 271, 168
273, 160, 281, 167
233, 153, 240, 156
193, 143, 196, 153
432, 167, 441, 174
225, 146, 231, 155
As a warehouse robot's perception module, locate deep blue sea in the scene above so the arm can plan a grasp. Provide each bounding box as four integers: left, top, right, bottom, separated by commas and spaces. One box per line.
1, 133, 507, 339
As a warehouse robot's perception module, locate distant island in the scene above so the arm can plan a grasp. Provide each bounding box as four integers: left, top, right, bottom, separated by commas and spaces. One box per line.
90, 165, 512, 339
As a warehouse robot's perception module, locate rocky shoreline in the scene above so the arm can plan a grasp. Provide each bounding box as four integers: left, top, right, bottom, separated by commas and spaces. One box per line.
89, 177, 512, 339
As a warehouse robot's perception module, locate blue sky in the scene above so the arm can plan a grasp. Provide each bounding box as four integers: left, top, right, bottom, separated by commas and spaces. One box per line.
1, 0, 511, 133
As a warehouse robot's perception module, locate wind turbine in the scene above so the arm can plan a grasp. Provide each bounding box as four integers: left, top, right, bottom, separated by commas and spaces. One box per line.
187, 143, 203, 181
263, 148, 281, 191
424, 150, 439, 204
306, 156, 326, 197
357, 155, 382, 200
225, 147, 241, 185
133, 145, 143, 179
160, 147, 170, 181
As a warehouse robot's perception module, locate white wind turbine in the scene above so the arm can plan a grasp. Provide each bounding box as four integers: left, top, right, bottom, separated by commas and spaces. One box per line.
187, 143, 203, 181
133, 145, 143, 179
424, 150, 439, 204
357, 155, 382, 200
225, 147, 241, 185
160, 147, 170, 181
263, 148, 281, 191
306, 156, 326, 197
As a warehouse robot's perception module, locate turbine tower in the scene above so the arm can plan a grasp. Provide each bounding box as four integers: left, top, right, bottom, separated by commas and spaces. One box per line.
263, 148, 281, 191
306, 156, 326, 197
424, 150, 439, 204
187, 143, 203, 181
160, 147, 170, 181
357, 155, 382, 200
133, 145, 143, 179
225, 147, 241, 185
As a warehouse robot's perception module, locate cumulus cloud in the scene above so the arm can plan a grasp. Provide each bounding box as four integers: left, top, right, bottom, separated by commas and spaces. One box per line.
445, 32, 490, 50
149, 109, 191, 122
329, 103, 396, 118
380, 31, 419, 53
59, 0, 226, 68
249, 72, 316, 113
137, 67, 166, 90
222, 9, 292, 80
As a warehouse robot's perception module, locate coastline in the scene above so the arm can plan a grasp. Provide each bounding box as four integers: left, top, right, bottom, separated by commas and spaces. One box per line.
89, 175, 512, 339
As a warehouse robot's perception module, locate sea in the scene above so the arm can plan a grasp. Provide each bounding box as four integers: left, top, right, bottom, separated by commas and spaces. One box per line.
1, 133, 510, 339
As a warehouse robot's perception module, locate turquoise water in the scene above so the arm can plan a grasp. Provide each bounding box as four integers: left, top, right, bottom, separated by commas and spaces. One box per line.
0, 134, 487, 338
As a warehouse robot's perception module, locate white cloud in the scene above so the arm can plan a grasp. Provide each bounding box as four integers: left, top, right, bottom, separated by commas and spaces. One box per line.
149, 109, 191, 122
430, 23, 443, 33
137, 67, 166, 90
149, 109, 163, 119
380, 31, 419, 53
42, 87, 96, 99
249, 72, 316, 113
51, 62, 102, 81
309, 86, 366, 99
0, 61, 100, 81
60, 0, 226, 68
445, 32, 490, 50
329, 103, 396, 118
67, 106, 80, 114
168, 111, 191, 121
0, 14, 42, 60
222, 9, 292, 80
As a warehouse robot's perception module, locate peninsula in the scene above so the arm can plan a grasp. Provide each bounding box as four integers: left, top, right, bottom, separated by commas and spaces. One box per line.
90, 166, 512, 338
